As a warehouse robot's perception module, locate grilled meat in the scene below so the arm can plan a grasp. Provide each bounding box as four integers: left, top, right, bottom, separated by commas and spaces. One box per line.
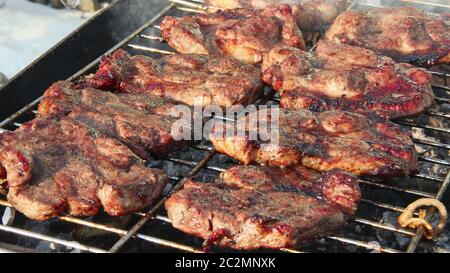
262, 41, 434, 119
210, 108, 417, 177
38, 81, 191, 158
77, 49, 262, 106
39, 81, 180, 117
324, 7, 450, 66
160, 5, 306, 64
219, 165, 360, 214
0, 116, 167, 220
205, 0, 350, 33
166, 165, 360, 249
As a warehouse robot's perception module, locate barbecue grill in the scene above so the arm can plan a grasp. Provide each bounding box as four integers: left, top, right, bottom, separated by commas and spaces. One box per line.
0, 0, 448, 253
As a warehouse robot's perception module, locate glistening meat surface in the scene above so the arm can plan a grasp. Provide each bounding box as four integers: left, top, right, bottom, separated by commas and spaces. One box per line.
205, 0, 351, 33
166, 165, 360, 250
210, 108, 418, 177
0, 117, 167, 220
262, 41, 434, 119
38, 81, 192, 158
160, 5, 305, 64
324, 7, 450, 66
77, 49, 262, 107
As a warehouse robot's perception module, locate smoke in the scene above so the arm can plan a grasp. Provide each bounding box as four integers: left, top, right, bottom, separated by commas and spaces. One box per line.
357, 0, 449, 13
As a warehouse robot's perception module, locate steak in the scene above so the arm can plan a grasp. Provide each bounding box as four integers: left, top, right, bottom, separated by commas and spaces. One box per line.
219, 164, 360, 214
77, 49, 262, 107
0, 116, 168, 220
39, 81, 181, 118
205, 0, 351, 33
262, 41, 435, 119
324, 7, 450, 66
38, 81, 191, 158
165, 165, 360, 249
160, 5, 305, 64
209, 108, 418, 177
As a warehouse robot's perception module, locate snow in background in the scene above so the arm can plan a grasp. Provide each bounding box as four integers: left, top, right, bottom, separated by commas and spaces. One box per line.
0, 0, 94, 78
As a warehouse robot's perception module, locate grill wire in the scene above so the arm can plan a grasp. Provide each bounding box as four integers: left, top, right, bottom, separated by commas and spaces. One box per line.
0, 0, 449, 253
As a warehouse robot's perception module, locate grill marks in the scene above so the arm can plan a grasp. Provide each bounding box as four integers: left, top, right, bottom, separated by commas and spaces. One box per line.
0, 6, 435, 248
0, 76, 205, 220
262, 41, 435, 119
77, 49, 263, 107
324, 7, 450, 66
160, 5, 306, 64
165, 165, 360, 249
38, 81, 190, 158
0, 117, 167, 220
210, 108, 418, 177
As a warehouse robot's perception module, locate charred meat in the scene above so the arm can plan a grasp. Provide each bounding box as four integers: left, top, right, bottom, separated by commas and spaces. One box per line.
219, 165, 360, 214
77, 49, 262, 107
210, 108, 417, 177
38, 81, 191, 158
160, 5, 306, 64
166, 165, 360, 250
0, 117, 168, 220
324, 7, 450, 66
262, 41, 434, 119
205, 0, 351, 33
39, 81, 181, 118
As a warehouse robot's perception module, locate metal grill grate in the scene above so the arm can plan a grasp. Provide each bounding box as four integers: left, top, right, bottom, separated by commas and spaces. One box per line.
0, 0, 449, 253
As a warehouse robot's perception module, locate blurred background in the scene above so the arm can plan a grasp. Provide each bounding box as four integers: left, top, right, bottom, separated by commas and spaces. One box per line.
0, 0, 112, 86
